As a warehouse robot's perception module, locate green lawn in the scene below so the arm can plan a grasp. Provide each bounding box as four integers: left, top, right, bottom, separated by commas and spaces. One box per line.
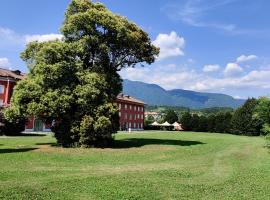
0, 131, 269, 200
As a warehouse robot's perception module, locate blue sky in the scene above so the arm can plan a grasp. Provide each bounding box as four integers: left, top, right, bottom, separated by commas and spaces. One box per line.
1, 0, 270, 98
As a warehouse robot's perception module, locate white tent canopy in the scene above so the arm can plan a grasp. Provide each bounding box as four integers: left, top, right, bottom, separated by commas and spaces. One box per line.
172, 122, 180, 126
161, 121, 172, 126
172, 122, 183, 130
151, 121, 160, 126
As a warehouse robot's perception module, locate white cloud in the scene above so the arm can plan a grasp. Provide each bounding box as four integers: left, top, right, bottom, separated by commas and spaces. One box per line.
25, 34, 63, 43
153, 31, 185, 60
224, 63, 243, 77
116, 37, 267, 98
236, 54, 258, 63
0, 26, 63, 46
233, 95, 243, 99
188, 58, 195, 63
163, 1, 238, 32
203, 64, 220, 72
162, 0, 270, 37
0, 27, 24, 48
119, 60, 270, 98
120, 65, 198, 90
0, 57, 11, 68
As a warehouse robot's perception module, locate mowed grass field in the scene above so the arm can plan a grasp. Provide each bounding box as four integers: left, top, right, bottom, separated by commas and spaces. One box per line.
0, 131, 269, 200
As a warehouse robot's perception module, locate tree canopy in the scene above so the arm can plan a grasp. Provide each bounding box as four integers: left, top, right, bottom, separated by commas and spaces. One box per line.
230, 98, 262, 136
5, 0, 158, 147
254, 97, 270, 136
163, 110, 178, 124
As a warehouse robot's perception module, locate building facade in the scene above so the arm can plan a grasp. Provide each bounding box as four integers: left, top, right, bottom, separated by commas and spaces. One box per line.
116, 94, 145, 131
0, 68, 145, 132
0, 68, 24, 106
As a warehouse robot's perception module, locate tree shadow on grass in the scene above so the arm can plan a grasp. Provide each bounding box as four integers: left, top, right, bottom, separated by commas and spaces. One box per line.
0, 148, 38, 154
34, 139, 205, 149
110, 138, 205, 149
3, 133, 48, 137
35, 142, 59, 147
19, 133, 48, 137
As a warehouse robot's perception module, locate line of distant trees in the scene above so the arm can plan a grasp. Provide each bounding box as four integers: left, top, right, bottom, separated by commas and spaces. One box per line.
146, 97, 270, 140
181, 97, 270, 137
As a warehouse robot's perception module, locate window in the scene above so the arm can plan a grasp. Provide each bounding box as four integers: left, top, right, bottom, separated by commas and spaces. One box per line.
119, 112, 121, 117
138, 114, 140, 119
0, 85, 4, 94
134, 114, 136, 120
134, 123, 136, 128
119, 103, 121, 109
125, 113, 128, 120
130, 105, 132, 110
134, 106, 137, 111
141, 114, 144, 119
129, 122, 131, 128
129, 114, 132, 120
125, 104, 127, 109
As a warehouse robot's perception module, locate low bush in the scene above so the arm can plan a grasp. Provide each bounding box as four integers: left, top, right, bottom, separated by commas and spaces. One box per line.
0, 109, 26, 136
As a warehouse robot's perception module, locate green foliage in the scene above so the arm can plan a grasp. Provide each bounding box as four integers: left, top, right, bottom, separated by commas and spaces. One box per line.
144, 115, 155, 126
150, 98, 269, 137
0, 109, 26, 136
254, 97, 270, 139
5, 0, 158, 147
231, 98, 263, 136
213, 112, 232, 133
180, 112, 193, 131
163, 109, 178, 124
197, 115, 208, 132
190, 114, 200, 131
198, 107, 234, 115
254, 97, 270, 124
146, 105, 233, 118
261, 124, 270, 136
180, 111, 232, 133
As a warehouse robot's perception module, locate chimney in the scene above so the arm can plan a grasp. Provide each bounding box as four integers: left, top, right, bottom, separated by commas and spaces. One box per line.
12, 70, 21, 75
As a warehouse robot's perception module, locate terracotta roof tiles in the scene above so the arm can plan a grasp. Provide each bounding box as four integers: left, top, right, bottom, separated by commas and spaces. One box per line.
0, 68, 25, 80
116, 94, 145, 105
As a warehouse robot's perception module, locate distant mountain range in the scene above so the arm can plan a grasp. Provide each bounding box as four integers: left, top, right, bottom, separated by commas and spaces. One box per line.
122, 79, 245, 109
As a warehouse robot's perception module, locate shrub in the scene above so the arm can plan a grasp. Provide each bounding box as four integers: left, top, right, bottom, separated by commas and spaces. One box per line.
261, 124, 270, 136
0, 109, 26, 136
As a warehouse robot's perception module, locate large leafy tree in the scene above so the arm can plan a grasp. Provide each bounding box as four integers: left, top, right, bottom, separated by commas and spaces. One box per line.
231, 98, 263, 136
5, 0, 158, 147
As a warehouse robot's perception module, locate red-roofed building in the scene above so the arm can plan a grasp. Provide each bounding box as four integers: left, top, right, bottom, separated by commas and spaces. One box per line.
0, 68, 145, 132
116, 94, 145, 131
0, 68, 25, 106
